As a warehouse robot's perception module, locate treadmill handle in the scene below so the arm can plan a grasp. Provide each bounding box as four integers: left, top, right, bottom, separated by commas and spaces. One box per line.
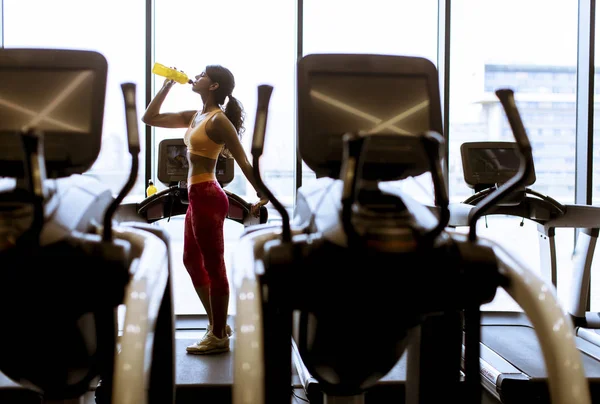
470, 233, 591, 404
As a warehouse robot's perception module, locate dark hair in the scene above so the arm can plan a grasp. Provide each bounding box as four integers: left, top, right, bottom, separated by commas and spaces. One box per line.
206, 65, 245, 158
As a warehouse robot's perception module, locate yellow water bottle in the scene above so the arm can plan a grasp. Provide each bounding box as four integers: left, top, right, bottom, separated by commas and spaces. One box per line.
152, 62, 193, 85
146, 179, 158, 198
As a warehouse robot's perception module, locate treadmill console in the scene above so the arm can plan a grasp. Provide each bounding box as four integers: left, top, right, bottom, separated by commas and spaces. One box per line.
460, 141, 536, 190
157, 138, 234, 187
0, 48, 107, 179
297, 54, 443, 181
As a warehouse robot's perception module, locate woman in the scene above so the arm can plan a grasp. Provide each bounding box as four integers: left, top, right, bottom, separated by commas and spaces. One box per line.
142, 65, 268, 354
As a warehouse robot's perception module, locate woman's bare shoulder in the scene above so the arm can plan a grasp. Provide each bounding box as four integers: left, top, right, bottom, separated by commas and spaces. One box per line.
211, 111, 236, 132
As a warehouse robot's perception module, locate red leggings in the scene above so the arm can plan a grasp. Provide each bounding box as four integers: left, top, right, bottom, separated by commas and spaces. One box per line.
183, 181, 230, 296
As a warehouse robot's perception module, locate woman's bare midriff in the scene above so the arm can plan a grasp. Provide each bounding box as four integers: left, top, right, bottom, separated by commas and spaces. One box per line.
187, 152, 217, 185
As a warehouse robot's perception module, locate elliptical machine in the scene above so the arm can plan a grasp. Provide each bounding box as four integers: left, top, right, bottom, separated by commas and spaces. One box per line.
0, 48, 174, 404
231, 53, 591, 404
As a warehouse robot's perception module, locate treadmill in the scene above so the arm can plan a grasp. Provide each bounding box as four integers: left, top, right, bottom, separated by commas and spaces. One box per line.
450, 141, 600, 403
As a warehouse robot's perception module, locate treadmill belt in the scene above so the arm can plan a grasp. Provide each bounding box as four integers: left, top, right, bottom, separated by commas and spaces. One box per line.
482, 324, 600, 379
173, 338, 232, 403
175, 338, 233, 386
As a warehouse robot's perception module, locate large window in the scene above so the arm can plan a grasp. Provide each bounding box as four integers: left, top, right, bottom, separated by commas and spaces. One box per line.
3, 0, 147, 198
302, 0, 439, 188
449, 0, 578, 309
4, 0, 599, 317
152, 0, 296, 314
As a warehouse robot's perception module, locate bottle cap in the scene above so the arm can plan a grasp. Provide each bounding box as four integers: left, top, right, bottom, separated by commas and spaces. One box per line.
148, 179, 154, 185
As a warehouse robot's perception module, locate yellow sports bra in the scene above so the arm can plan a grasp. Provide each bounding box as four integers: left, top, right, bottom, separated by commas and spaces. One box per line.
183, 109, 224, 160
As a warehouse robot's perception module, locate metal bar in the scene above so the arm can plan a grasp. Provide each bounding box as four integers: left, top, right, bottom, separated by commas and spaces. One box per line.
145, 0, 153, 184
437, 0, 451, 187
0, 0, 4, 48
295, 0, 304, 198
575, 0, 595, 309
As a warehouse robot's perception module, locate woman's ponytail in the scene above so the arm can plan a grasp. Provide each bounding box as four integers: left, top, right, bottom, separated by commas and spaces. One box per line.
221, 94, 245, 158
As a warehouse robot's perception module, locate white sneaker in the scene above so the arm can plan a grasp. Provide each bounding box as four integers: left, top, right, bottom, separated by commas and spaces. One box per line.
186, 331, 230, 355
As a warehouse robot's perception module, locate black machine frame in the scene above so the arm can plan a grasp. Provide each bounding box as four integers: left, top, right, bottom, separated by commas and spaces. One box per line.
233, 55, 592, 403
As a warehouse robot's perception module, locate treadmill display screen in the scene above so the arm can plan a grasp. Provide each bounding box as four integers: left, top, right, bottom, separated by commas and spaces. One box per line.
0, 69, 95, 134
469, 148, 520, 177
166, 144, 189, 176
305, 72, 433, 180
308, 73, 430, 137
461, 143, 536, 187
